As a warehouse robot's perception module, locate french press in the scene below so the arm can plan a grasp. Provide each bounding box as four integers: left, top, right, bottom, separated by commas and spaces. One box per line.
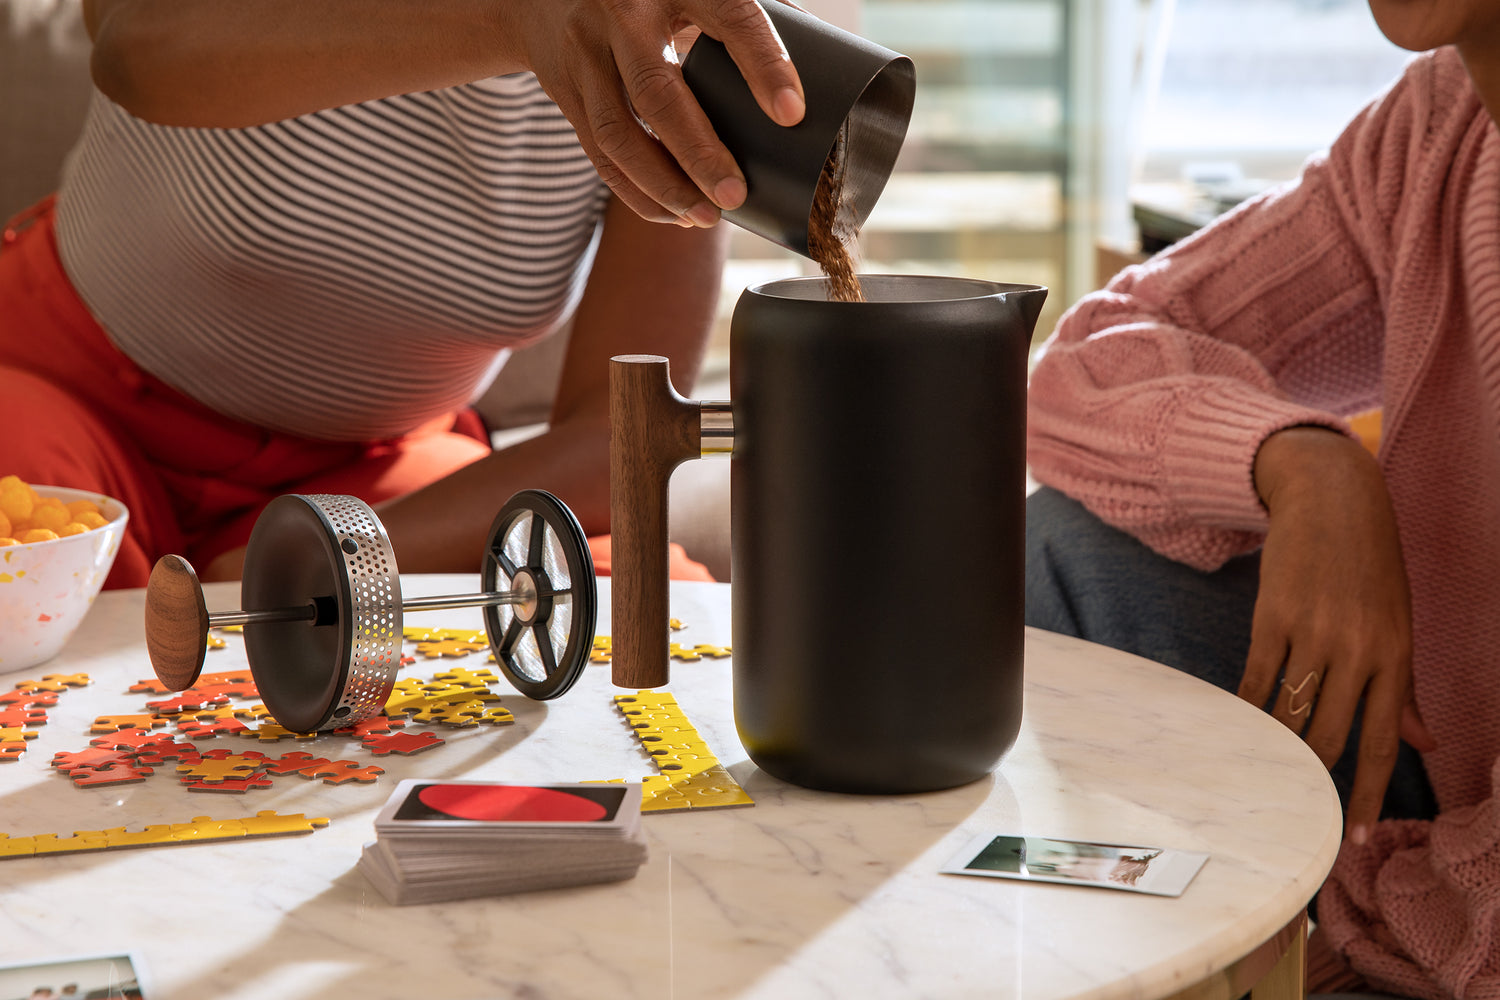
610, 276, 1047, 794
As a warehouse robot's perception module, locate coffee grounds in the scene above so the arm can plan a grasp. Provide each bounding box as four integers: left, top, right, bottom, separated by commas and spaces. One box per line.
807, 126, 865, 303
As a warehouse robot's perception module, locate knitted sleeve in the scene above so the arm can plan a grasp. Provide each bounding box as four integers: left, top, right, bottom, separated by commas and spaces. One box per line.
1026, 51, 1450, 571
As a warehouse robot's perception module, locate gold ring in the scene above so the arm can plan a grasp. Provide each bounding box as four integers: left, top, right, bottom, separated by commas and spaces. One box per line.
1283, 671, 1321, 717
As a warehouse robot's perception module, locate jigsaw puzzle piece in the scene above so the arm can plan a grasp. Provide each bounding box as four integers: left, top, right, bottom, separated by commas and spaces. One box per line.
261, 751, 333, 776
177, 717, 250, 739
299, 760, 385, 785
361, 731, 444, 756
407, 699, 489, 726
331, 715, 403, 738
176, 816, 248, 840
190, 680, 260, 700
146, 691, 232, 716
0, 706, 48, 728
178, 754, 266, 783
31, 830, 111, 854
198, 670, 255, 686
132, 741, 204, 767
69, 762, 152, 787
16, 673, 90, 692
241, 721, 318, 742
403, 625, 487, 644
0, 743, 28, 761
52, 747, 147, 773
101, 825, 186, 849
428, 666, 500, 687
413, 638, 489, 659
239, 810, 331, 837
90, 726, 170, 750
0, 834, 36, 857
91, 714, 167, 734
0, 689, 58, 707
471, 706, 515, 726
0, 726, 38, 743
182, 774, 276, 793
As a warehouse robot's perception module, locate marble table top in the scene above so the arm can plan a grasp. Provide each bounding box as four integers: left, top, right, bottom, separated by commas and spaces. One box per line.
0, 575, 1341, 1000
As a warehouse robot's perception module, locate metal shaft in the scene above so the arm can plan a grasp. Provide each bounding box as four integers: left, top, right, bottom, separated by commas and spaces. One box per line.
205, 590, 532, 630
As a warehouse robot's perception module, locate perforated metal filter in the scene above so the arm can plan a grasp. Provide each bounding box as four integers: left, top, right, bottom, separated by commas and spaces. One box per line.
481, 490, 595, 700
242, 494, 403, 732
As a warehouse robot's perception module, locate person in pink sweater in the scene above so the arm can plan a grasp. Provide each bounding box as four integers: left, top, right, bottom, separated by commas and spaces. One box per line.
1026, 7, 1500, 998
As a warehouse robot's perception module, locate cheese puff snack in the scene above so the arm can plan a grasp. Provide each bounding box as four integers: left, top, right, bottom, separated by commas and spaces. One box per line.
0, 476, 113, 546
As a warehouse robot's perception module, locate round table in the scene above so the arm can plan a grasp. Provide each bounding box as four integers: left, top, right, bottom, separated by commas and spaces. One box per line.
0, 575, 1341, 1000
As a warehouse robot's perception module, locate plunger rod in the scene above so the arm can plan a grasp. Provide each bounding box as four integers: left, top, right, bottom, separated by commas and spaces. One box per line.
206, 590, 535, 629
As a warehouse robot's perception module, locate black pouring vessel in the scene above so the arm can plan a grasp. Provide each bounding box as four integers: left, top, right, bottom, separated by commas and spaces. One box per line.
681, 0, 915, 256
727, 275, 1047, 792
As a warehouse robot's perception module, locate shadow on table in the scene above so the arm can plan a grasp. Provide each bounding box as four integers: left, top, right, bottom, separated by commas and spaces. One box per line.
146, 762, 1002, 1000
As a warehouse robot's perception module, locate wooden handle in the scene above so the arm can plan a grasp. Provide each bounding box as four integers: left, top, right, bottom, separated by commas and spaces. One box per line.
144, 554, 210, 691
610, 355, 703, 688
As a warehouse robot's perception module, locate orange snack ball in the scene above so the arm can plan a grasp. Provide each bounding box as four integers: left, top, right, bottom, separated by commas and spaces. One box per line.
0, 476, 35, 525
0, 510, 10, 539
65, 499, 101, 519
29, 497, 70, 534
18, 528, 59, 544
0, 537, 16, 547
73, 510, 108, 530
58, 523, 90, 538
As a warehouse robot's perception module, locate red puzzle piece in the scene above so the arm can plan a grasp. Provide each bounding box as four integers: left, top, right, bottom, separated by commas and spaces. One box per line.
132, 742, 204, 767
0, 707, 47, 728
176, 717, 250, 739
68, 762, 152, 787
181, 774, 276, 793
0, 743, 28, 761
261, 752, 334, 776
145, 691, 232, 715
332, 715, 404, 738
89, 727, 178, 753
362, 731, 444, 756
0, 689, 58, 707
52, 748, 148, 773
299, 760, 385, 785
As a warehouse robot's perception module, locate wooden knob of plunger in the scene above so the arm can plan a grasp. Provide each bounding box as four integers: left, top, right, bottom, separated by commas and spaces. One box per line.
144, 554, 212, 692
609, 355, 704, 688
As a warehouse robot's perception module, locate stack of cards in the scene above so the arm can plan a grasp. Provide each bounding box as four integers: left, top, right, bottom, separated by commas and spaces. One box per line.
359, 780, 648, 905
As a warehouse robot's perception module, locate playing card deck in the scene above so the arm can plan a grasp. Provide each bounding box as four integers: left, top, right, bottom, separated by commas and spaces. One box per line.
359, 780, 648, 905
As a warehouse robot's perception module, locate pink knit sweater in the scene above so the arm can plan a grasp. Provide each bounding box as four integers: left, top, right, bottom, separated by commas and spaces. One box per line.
1028, 48, 1500, 999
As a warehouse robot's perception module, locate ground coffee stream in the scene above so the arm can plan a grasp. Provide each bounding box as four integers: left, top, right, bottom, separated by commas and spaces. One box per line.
807, 126, 866, 303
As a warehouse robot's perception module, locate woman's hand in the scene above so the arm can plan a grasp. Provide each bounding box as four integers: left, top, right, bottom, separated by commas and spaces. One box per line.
1243, 427, 1435, 843
513, 0, 805, 227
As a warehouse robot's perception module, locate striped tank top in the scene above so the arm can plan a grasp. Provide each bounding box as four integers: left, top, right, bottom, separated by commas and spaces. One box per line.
54, 74, 609, 442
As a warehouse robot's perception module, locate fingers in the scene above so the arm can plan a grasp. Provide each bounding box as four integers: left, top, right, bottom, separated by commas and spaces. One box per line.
604, 0, 802, 222
693, 0, 805, 127
1340, 666, 1406, 843
1238, 606, 1288, 713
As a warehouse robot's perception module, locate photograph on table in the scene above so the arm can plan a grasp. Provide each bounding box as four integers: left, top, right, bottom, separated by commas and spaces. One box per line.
942, 833, 1209, 897
0, 952, 150, 1000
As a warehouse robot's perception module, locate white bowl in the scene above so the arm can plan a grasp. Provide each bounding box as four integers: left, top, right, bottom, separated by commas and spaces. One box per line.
0, 485, 129, 673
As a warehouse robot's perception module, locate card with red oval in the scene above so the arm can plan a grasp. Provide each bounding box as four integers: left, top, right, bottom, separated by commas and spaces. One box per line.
376, 779, 639, 834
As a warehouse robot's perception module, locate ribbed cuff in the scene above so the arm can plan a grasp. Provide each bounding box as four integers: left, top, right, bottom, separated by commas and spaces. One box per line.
1161, 383, 1350, 533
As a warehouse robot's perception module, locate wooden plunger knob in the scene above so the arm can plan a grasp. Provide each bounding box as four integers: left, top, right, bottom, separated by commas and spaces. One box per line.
609, 355, 704, 688
144, 554, 212, 692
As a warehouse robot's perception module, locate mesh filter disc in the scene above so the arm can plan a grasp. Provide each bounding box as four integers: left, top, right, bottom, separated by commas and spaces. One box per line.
241, 494, 402, 732
481, 490, 596, 700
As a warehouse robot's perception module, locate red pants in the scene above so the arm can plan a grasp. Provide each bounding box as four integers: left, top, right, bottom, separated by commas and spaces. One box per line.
0, 198, 712, 588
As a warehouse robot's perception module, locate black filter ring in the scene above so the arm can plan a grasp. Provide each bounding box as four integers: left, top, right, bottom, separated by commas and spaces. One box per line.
481, 490, 597, 700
